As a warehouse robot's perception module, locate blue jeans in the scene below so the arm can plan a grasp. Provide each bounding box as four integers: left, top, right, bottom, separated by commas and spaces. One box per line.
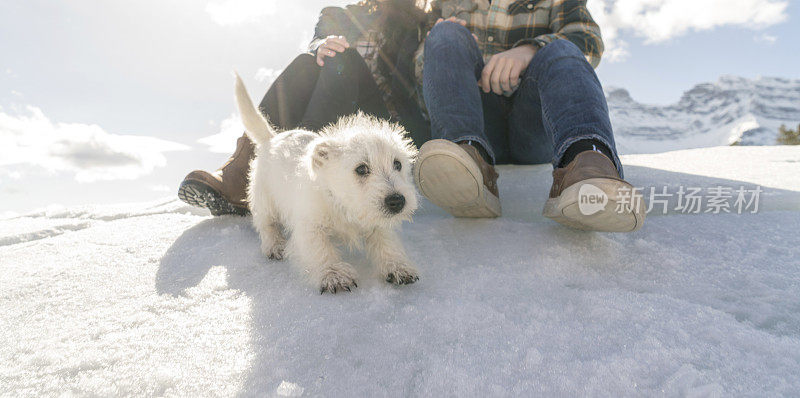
422, 22, 623, 176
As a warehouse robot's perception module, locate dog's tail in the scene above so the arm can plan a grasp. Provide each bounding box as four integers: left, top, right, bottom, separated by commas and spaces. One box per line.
234, 71, 275, 146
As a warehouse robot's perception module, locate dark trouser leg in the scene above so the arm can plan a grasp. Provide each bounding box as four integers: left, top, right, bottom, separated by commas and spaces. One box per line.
479, 91, 512, 163
505, 66, 552, 165
257, 54, 320, 130
423, 21, 499, 162
300, 48, 390, 131
510, 39, 624, 176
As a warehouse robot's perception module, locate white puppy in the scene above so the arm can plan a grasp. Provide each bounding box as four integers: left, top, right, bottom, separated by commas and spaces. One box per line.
234, 73, 420, 294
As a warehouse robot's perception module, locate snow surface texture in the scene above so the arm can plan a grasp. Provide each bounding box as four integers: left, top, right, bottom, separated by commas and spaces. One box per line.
608, 76, 800, 154
2, 146, 799, 396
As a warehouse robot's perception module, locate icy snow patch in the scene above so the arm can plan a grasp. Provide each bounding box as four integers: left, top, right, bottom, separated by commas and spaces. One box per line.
276, 381, 305, 397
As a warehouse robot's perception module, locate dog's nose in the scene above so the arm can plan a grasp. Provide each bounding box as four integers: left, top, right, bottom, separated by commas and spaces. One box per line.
384, 193, 406, 214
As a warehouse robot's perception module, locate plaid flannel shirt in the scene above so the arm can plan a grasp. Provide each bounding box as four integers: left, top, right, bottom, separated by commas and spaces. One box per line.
414, 0, 604, 99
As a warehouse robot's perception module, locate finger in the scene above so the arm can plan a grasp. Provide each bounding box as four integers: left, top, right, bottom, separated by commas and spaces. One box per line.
327, 37, 349, 48
317, 52, 325, 66
498, 60, 515, 93
318, 47, 337, 59
508, 63, 523, 91
448, 17, 466, 26
481, 58, 497, 93
472, 33, 479, 43
445, 17, 467, 26
480, 58, 496, 93
490, 58, 507, 95
434, 18, 443, 25
323, 43, 347, 53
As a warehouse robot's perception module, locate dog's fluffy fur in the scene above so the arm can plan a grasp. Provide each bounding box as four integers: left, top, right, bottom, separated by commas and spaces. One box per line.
234, 73, 420, 293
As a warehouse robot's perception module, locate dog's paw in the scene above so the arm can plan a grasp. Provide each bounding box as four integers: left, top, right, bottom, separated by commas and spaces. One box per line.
267, 243, 285, 260
384, 264, 419, 285
262, 238, 286, 261
319, 263, 358, 294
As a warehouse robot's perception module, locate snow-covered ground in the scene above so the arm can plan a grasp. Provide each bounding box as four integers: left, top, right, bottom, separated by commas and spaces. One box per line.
2, 146, 799, 396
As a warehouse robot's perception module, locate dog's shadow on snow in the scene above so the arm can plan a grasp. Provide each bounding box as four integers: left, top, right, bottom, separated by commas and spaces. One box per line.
155, 217, 373, 298
155, 163, 800, 396
157, 212, 435, 396
156, 216, 259, 296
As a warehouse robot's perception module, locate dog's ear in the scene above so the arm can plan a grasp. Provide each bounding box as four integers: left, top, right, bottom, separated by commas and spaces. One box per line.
310, 138, 340, 171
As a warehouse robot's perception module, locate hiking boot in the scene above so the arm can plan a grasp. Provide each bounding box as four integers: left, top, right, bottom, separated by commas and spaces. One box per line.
543, 151, 645, 232
414, 139, 501, 217
178, 133, 254, 216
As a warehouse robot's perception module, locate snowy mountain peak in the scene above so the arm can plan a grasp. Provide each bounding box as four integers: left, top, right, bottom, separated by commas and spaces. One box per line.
605, 87, 634, 103
715, 74, 798, 89
608, 76, 800, 154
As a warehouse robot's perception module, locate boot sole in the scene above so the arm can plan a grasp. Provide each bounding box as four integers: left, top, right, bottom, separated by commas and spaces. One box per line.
543, 178, 645, 232
178, 180, 250, 217
415, 140, 501, 218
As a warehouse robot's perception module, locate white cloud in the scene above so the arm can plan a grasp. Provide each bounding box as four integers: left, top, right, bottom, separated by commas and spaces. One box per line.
590, 0, 789, 62
205, 0, 277, 26
255, 68, 282, 85
198, 114, 244, 153
754, 33, 777, 44
0, 169, 23, 186
5, 170, 21, 179
4, 68, 18, 79
587, 1, 628, 62
0, 210, 18, 219
0, 106, 188, 183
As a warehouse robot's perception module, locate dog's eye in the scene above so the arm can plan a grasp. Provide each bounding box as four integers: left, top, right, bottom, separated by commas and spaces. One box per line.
393, 160, 402, 171
355, 164, 370, 176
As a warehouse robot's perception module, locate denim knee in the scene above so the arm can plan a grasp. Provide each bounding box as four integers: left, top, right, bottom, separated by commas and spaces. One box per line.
532, 39, 587, 69
425, 21, 477, 54
540, 39, 584, 58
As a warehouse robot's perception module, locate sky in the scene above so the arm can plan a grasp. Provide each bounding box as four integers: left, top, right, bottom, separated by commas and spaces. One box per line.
1, 0, 798, 213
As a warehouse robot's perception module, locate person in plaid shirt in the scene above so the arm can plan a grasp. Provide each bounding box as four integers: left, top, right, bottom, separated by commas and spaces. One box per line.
414, 0, 646, 232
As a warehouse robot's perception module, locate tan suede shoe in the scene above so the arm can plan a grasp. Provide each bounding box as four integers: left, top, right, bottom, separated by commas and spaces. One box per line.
415, 139, 501, 217
543, 151, 645, 232
178, 133, 254, 216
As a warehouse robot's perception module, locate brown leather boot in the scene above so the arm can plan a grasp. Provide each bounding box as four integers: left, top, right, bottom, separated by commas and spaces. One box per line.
178, 133, 255, 216
414, 139, 501, 217
543, 151, 645, 232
